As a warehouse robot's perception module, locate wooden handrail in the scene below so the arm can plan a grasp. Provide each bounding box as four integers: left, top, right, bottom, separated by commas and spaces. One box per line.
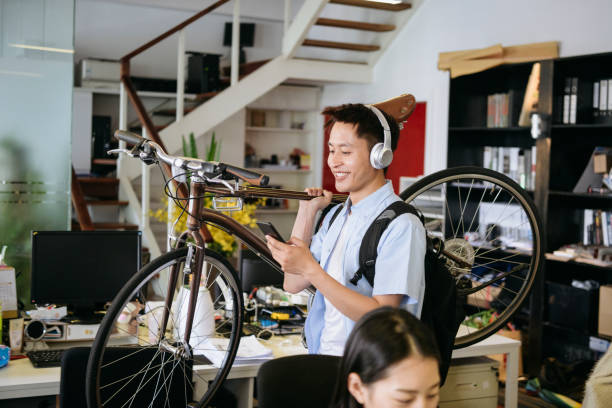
71, 166, 95, 231
121, 0, 231, 61
118, 0, 232, 243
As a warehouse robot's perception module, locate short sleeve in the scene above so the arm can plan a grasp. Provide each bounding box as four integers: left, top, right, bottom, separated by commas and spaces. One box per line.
371, 213, 427, 311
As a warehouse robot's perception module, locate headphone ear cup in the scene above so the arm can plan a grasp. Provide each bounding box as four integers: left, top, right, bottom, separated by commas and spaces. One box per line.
379, 147, 393, 168
370, 143, 384, 169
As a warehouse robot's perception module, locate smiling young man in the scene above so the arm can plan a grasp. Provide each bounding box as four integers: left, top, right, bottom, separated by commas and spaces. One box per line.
266, 103, 426, 355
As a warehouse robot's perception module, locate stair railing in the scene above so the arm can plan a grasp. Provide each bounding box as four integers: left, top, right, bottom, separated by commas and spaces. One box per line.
116, 0, 237, 250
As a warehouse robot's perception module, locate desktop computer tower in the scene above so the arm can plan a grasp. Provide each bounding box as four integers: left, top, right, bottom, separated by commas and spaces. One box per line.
186, 52, 221, 94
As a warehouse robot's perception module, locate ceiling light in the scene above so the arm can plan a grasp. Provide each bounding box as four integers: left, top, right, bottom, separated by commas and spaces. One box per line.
0, 69, 42, 78
9, 43, 74, 54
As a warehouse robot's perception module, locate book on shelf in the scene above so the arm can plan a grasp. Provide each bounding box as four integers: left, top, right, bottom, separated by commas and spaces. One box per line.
561, 76, 594, 124
483, 145, 536, 190
582, 208, 612, 247
486, 91, 516, 128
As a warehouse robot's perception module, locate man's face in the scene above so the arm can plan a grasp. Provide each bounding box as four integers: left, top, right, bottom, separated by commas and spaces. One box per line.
327, 121, 379, 194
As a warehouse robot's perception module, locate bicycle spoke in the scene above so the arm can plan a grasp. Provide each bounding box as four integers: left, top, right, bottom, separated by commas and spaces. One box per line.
457, 179, 474, 238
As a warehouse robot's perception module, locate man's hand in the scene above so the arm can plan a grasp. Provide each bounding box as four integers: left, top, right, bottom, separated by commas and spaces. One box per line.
298, 188, 333, 214
266, 236, 320, 278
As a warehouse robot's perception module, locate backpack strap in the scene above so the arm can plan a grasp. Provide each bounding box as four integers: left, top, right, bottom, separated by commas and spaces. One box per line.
349, 201, 424, 287
315, 203, 344, 234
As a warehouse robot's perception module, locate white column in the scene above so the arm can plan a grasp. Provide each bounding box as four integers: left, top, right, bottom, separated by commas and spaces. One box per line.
284, 0, 291, 36
176, 29, 186, 122
117, 81, 128, 179
141, 127, 150, 231
230, 0, 240, 86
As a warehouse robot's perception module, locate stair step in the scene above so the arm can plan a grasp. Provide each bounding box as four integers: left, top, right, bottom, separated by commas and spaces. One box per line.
72, 222, 139, 231
92, 158, 117, 166
291, 57, 368, 65
329, 0, 412, 11
222, 59, 272, 77
78, 177, 119, 199
302, 39, 380, 52
195, 90, 221, 102
315, 18, 395, 32
85, 200, 129, 206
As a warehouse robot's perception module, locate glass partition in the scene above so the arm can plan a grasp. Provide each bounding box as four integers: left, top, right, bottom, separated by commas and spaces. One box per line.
0, 0, 74, 306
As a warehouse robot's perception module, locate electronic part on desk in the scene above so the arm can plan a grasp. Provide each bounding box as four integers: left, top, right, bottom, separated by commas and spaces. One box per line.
254, 286, 309, 307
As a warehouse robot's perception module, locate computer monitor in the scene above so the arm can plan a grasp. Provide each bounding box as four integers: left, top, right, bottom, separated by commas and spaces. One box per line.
223, 22, 255, 47
239, 248, 283, 293
31, 231, 141, 322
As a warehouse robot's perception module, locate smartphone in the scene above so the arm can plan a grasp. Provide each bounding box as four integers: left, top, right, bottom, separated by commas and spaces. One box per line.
256, 221, 286, 243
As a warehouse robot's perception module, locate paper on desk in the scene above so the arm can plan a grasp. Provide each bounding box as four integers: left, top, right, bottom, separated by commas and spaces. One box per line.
0, 266, 17, 314
199, 335, 273, 367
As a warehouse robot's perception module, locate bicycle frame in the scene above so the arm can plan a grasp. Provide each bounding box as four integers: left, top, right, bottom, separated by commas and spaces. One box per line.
158, 180, 299, 347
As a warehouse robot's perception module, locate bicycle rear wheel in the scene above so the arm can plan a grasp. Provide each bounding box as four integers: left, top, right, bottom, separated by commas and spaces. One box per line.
400, 166, 543, 348
86, 247, 243, 408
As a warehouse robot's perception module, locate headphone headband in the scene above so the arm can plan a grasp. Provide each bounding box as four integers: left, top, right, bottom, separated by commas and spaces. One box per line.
366, 105, 391, 147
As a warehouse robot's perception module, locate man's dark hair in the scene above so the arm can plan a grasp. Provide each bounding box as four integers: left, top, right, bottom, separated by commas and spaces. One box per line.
322, 103, 401, 153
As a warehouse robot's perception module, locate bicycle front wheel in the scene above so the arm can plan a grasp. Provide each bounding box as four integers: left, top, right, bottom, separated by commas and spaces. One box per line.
86, 247, 243, 408
400, 166, 543, 348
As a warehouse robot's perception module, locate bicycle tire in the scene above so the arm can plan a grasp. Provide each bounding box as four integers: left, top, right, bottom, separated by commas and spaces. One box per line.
400, 166, 543, 348
86, 247, 243, 408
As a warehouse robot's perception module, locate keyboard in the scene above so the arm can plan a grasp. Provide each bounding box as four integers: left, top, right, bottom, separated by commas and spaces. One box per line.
27, 349, 65, 368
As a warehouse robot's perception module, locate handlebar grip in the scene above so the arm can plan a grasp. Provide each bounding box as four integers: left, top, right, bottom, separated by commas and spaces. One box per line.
114, 130, 146, 146
224, 164, 269, 187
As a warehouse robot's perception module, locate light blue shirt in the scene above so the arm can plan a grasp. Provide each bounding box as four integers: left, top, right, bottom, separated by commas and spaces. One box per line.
305, 181, 427, 354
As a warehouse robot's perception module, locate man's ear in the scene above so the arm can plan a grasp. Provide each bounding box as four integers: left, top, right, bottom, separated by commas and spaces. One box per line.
347, 372, 367, 404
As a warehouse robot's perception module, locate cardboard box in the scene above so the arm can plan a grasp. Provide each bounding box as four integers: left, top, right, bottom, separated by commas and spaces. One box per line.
593, 153, 612, 174
599, 285, 612, 338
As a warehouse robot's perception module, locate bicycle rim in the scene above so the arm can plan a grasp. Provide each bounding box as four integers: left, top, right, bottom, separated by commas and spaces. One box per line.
400, 166, 543, 348
86, 247, 243, 408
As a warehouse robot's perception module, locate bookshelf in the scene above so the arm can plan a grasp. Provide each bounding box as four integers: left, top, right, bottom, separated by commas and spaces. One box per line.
447, 53, 612, 375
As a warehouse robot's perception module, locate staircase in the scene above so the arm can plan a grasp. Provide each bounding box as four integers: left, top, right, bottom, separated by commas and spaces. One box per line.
79, 0, 424, 256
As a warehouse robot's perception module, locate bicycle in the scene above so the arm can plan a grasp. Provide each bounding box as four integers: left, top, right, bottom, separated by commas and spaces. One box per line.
85, 102, 543, 408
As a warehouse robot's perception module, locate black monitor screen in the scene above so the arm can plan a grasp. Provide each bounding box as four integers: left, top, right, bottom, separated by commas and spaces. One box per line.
223, 22, 255, 47
31, 231, 141, 307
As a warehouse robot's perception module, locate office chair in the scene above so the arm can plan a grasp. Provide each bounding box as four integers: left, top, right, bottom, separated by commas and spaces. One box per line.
256, 354, 341, 408
59, 347, 193, 408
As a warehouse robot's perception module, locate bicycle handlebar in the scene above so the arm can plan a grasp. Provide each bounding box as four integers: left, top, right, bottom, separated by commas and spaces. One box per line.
113, 130, 270, 186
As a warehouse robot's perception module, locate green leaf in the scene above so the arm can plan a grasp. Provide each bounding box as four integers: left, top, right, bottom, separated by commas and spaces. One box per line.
189, 132, 198, 158
182, 135, 188, 157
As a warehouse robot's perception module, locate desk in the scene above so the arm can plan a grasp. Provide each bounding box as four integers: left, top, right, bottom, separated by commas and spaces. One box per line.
0, 334, 518, 408
452, 333, 520, 408
0, 335, 307, 407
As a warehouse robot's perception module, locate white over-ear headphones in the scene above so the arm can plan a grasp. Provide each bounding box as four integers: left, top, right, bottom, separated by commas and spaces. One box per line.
366, 105, 393, 169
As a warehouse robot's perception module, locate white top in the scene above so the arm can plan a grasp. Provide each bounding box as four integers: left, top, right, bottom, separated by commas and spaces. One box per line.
318, 220, 350, 356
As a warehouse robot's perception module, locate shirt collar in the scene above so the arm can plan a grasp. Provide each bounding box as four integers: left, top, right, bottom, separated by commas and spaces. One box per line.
343, 181, 395, 218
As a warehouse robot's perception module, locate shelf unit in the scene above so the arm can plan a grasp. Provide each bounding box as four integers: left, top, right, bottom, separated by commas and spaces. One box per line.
244, 85, 322, 238
447, 53, 612, 375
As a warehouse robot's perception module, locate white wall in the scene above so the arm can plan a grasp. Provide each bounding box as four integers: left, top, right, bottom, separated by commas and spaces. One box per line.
320, 0, 612, 176
75, 0, 286, 79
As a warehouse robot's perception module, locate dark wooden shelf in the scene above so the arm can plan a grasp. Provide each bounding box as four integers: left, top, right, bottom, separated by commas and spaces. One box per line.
552, 123, 612, 129
545, 253, 612, 272
548, 190, 612, 207
449, 126, 530, 132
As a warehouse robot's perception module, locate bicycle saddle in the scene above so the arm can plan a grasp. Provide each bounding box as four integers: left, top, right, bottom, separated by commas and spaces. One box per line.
372, 93, 416, 126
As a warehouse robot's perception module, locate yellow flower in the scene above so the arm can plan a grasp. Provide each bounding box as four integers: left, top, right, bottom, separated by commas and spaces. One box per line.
150, 196, 263, 258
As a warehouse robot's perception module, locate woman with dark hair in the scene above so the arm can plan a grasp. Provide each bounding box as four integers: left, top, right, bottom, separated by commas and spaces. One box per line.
332, 307, 441, 408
